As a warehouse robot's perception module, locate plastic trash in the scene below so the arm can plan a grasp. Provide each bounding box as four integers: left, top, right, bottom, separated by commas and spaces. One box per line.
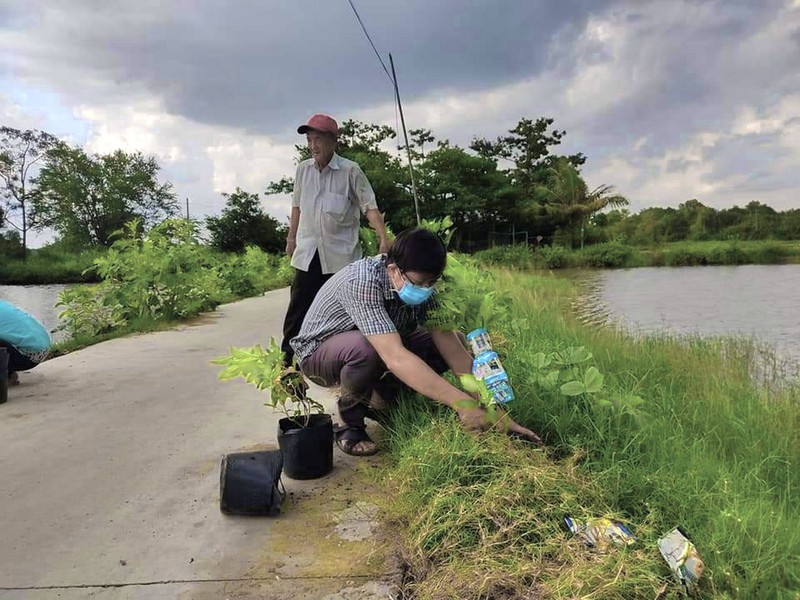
564, 516, 636, 548
658, 528, 704, 596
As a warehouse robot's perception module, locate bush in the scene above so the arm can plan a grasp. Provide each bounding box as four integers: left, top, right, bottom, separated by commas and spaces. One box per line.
536, 245, 570, 269
578, 242, 635, 268
472, 245, 535, 270
57, 219, 292, 340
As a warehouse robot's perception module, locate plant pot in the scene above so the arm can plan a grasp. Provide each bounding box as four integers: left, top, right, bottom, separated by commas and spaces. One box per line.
219, 450, 284, 516
277, 413, 333, 480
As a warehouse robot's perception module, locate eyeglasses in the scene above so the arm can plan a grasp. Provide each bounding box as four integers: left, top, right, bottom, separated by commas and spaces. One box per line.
399, 268, 440, 289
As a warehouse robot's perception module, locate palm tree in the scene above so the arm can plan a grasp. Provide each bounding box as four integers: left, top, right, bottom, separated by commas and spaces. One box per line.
535, 157, 628, 248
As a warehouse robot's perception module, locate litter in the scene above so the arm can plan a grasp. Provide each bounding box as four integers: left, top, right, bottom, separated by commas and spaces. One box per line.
658, 528, 704, 596
564, 516, 636, 548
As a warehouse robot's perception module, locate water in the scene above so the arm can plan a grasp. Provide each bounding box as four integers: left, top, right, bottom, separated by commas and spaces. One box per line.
0, 284, 71, 342
573, 264, 800, 373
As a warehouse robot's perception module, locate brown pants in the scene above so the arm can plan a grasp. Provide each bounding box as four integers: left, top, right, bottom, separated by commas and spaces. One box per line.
299, 328, 448, 429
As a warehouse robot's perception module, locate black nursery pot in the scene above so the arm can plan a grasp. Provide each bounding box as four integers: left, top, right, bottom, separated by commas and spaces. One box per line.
277, 413, 334, 480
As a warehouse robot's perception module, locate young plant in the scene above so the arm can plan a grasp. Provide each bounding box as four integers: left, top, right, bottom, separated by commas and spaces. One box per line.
212, 338, 325, 427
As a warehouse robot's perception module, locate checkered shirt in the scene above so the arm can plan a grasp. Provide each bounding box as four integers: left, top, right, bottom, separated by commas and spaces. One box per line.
290, 255, 435, 365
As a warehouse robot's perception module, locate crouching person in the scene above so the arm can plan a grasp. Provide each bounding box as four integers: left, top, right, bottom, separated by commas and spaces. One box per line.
0, 299, 52, 386
290, 227, 542, 456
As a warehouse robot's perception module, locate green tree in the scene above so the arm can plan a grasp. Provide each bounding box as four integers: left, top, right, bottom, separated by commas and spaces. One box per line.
416, 141, 514, 250
0, 126, 59, 256
206, 188, 286, 253
534, 158, 628, 248
32, 145, 178, 248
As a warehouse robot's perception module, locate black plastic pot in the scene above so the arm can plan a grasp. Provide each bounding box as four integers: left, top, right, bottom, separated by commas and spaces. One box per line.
277, 413, 333, 480
0, 348, 8, 405
219, 450, 283, 516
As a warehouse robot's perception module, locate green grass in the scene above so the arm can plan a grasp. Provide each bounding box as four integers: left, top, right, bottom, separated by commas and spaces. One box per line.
378, 269, 800, 599
474, 240, 800, 270
0, 247, 102, 284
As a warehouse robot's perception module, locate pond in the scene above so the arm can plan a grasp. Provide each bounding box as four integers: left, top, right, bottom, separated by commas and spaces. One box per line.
572, 264, 800, 375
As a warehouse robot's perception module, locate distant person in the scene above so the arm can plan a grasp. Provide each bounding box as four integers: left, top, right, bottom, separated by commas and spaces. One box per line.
291, 227, 542, 456
280, 113, 390, 366
0, 299, 51, 385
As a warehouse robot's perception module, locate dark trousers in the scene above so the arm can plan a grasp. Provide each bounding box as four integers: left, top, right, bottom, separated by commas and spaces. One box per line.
300, 328, 448, 429
0, 342, 38, 375
280, 252, 332, 366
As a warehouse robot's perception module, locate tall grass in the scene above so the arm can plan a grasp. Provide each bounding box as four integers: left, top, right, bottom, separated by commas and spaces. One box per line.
380, 269, 799, 598
0, 246, 102, 284
474, 240, 800, 270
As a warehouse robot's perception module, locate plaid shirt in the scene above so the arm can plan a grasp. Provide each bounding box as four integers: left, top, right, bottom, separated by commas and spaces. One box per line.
290, 255, 435, 364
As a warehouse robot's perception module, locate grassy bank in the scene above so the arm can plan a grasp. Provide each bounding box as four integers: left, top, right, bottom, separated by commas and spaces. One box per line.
475, 239, 800, 270
0, 246, 102, 284
380, 269, 799, 598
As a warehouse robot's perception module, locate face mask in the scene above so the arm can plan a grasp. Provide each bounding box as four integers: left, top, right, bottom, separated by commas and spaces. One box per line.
396, 281, 435, 306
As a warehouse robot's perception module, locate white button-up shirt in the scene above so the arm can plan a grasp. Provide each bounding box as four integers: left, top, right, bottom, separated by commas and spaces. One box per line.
291, 153, 378, 274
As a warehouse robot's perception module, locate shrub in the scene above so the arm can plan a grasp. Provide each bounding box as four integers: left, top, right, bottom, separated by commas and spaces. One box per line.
579, 242, 635, 268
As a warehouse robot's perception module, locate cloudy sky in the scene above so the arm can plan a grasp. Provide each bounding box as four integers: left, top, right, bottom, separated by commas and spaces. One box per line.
2, 0, 799, 245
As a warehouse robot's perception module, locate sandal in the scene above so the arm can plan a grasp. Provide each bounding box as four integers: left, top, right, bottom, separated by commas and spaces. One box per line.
335, 426, 379, 457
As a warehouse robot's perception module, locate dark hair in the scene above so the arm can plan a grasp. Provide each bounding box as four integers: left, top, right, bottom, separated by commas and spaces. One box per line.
386, 228, 447, 276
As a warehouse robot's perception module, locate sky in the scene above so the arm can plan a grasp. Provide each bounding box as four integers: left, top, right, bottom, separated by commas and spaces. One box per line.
1, 0, 799, 246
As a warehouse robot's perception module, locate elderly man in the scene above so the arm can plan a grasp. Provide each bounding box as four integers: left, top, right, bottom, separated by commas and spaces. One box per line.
281, 113, 390, 366
291, 227, 542, 456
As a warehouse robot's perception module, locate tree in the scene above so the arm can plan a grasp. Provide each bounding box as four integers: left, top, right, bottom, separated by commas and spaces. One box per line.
416, 141, 514, 250
471, 117, 586, 192
206, 188, 286, 253
32, 145, 178, 248
534, 158, 628, 248
0, 126, 59, 256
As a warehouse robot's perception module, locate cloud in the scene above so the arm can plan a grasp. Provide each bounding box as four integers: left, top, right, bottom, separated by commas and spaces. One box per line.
1, 0, 799, 225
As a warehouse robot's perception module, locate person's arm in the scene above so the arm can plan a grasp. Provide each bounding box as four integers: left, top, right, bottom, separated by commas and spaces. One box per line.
286, 206, 300, 257
430, 330, 543, 444
367, 331, 477, 417
350, 165, 390, 254
365, 208, 390, 254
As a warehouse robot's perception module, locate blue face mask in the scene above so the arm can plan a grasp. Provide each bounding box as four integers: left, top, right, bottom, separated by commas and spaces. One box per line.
397, 281, 433, 306
396, 281, 435, 305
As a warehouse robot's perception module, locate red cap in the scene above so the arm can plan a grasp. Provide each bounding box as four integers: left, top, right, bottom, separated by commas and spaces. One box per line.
297, 113, 339, 136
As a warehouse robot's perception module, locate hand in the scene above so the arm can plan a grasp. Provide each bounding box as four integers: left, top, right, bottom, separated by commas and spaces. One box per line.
456, 403, 491, 432
494, 408, 544, 447
378, 236, 391, 254
285, 238, 296, 258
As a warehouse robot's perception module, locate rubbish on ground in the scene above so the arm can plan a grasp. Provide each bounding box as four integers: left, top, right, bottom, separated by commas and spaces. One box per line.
564, 516, 636, 548
658, 527, 704, 596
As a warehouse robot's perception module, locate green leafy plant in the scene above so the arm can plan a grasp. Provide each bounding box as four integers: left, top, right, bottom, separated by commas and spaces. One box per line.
212, 338, 325, 427
457, 373, 500, 424
531, 346, 647, 422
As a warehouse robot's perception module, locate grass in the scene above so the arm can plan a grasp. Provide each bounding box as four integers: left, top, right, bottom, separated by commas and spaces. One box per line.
474, 240, 800, 270
0, 247, 102, 284
377, 269, 800, 599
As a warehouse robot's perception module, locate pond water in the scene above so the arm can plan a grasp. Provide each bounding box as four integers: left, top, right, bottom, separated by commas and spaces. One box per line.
0, 284, 71, 342
572, 264, 800, 374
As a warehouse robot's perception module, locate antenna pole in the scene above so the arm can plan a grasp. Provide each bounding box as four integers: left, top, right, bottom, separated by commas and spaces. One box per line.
389, 53, 421, 225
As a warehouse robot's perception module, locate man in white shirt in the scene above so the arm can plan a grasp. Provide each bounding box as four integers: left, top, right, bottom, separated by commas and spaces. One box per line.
281, 113, 390, 365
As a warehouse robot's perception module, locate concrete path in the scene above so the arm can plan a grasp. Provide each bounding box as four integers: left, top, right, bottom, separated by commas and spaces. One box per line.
0, 289, 399, 599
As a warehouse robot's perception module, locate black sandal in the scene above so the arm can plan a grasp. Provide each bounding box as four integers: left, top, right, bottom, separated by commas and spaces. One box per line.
334, 426, 379, 457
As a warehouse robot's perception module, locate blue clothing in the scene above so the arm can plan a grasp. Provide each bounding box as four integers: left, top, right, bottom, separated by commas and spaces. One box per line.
0, 300, 51, 356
